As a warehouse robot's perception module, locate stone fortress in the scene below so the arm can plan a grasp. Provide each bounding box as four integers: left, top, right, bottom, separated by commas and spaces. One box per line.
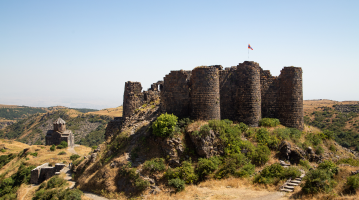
122, 61, 303, 130
30, 163, 66, 184
45, 118, 75, 147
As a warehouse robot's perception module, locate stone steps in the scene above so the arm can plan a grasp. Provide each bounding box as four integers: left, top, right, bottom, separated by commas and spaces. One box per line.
278, 162, 306, 193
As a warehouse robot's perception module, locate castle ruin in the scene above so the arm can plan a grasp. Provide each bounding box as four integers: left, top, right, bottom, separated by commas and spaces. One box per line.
45, 118, 74, 147
122, 61, 303, 130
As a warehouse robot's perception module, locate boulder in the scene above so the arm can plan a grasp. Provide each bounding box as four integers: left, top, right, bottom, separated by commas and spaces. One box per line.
188, 129, 223, 158
279, 141, 291, 160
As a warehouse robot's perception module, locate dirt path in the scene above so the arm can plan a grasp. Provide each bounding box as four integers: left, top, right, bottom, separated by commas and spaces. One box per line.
68, 145, 78, 155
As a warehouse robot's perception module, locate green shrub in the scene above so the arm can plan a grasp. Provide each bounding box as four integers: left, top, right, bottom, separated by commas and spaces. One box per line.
302, 169, 337, 194
58, 151, 66, 155
235, 163, 255, 177
143, 158, 166, 172
92, 146, 98, 150
197, 156, 221, 179
306, 133, 322, 146
248, 145, 270, 166
255, 128, 279, 149
60, 141, 68, 148
50, 144, 56, 151
254, 163, 284, 184
29, 152, 38, 157
329, 144, 336, 152
192, 124, 212, 137
347, 174, 359, 190
318, 160, 338, 177
152, 113, 178, 137
259, 118, 280, 127
70, 154, 81, 161
216, 153, 248, 179
315, 146, 324, 155
46, 176, 68, 189
1, 149, 6, 153
273, 128, 290, 140
337, 158, 359, 167
281, 166, 301, 179
165, 160, 198, 184
168, 178, 185, 192
299, 160, 311, 170
134, 178, 150, 191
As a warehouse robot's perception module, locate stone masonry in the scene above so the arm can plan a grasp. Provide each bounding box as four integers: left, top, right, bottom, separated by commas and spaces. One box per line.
123, 61, 304, 130
45, 118, 75, 147
30, 163, 66, 184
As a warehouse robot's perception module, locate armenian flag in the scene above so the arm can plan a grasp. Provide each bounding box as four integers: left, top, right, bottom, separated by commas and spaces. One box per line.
248, 44, 253, 50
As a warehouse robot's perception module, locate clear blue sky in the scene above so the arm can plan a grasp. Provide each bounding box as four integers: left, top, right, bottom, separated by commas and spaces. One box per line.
1, 0, 358, 109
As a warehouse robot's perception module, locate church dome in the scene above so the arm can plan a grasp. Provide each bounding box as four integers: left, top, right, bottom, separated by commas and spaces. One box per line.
53, 118, 66, 124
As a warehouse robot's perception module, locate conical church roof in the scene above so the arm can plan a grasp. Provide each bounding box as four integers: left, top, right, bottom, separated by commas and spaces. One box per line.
53, 118, 66, 124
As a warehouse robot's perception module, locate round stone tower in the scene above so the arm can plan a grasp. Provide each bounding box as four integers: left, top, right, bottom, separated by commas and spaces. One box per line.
277, 67, 303, 130
190, 66, 220, 120
53, 118, 66, 132
235, 61, 261, 127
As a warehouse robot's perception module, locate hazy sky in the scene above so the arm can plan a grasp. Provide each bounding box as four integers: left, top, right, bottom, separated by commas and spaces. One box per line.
1, 1, 358, 109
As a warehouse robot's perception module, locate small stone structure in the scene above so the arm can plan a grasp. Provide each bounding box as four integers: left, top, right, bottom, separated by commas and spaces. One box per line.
45, 118, 74, 147
122, 61, 303, 130
30, 163, 66, 184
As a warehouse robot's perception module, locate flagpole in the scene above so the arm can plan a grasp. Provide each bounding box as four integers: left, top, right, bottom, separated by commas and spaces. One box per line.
248, 48, 249, 60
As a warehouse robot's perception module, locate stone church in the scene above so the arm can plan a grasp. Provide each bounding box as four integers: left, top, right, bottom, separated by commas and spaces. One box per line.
45, 118, 74, 148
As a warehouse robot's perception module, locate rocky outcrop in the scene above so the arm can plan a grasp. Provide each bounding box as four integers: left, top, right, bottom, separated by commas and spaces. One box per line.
188, 130, 223, 158
104, 117, 123, 141
278, 141, 305, 164
159, 137, 184, 167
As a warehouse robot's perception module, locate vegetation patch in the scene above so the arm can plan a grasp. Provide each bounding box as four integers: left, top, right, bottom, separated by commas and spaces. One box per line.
152, 113, 178, 137
259, 118, 280, 127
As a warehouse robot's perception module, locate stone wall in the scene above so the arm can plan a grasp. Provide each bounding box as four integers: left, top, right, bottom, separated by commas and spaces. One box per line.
260, 69, 279, 118
190, 67, 221, 120
31, 163, 65, 184
235, 61, 261, 127
161, 70, 191, 118
219, 67, 237, 121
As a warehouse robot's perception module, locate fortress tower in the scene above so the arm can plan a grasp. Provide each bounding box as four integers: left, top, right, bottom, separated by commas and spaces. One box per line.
190, 66, 221, 120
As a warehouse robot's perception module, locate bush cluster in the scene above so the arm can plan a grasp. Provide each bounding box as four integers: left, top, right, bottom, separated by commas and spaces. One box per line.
143, 158, 166, 172
152, 113, 178, 137
168, 178, 185, 192
165, 160, 198, 184
70, 154, 81, 161
118, 164, 150, 192
57, 141, 68, 149
259, 118, 280, 127
254, 163, 301, 184
302, 160, 338, 194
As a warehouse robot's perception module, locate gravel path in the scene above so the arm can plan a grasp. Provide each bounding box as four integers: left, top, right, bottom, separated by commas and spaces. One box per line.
66, 146, 109, 200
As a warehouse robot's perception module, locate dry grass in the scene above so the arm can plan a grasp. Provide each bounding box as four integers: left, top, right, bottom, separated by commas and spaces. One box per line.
186, 120, 208, 133
145, 178, 289, 200
87, 106, 123, 117
74, 145, 92, 157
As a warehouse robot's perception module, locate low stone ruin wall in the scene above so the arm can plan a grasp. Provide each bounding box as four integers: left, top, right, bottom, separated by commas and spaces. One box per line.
30, 163, 66, 184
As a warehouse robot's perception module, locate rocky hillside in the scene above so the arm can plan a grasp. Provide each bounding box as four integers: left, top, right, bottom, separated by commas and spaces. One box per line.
0, 109, 114, 147
72, 98, 359, 199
